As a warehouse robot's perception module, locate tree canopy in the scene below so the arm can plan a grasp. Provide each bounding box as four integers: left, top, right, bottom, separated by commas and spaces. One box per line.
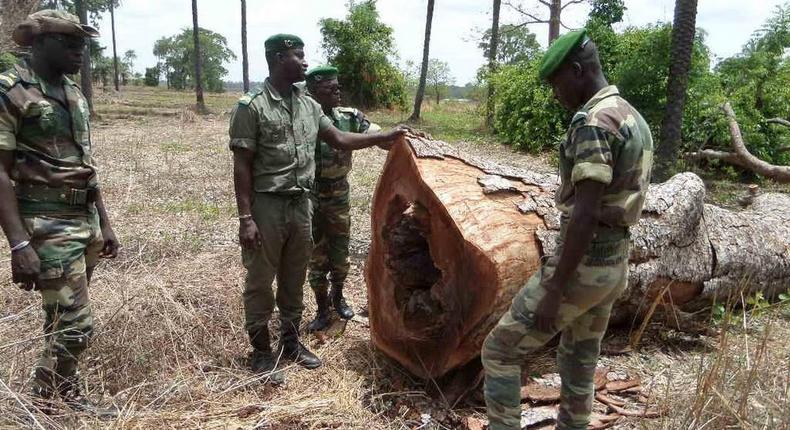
319, 0, 406, 109
479, 24, 541, 65
153, 27, 235, 93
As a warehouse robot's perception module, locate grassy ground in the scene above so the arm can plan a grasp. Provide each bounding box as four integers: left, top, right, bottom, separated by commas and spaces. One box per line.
0, 86, 787, 429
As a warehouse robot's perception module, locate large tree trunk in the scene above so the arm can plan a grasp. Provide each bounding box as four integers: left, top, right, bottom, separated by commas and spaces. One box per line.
655, 0, 698, 181
74, 0, 96, 117
548, 0, 561, 43
365, 132, 790, 380
485, 0, 501, 130
110, 0, 119, 92
409, 0, 435, 122
240, 0, 249, 93
191, 0, 205, 112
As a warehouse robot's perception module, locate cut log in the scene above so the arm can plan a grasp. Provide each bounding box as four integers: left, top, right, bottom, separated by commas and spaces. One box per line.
365, 132, 790, 379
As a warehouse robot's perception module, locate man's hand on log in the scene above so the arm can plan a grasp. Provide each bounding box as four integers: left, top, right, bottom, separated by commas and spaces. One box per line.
377, 125, 409, 150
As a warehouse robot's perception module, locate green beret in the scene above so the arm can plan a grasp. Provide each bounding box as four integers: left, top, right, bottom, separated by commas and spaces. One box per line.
538, 29, 589, 81
13, 9, 99, 47
305, 66, 339, 84
264, 33, 304, 53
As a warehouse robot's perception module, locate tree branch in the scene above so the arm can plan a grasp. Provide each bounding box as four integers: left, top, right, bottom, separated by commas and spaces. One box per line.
561, 0, 585, 10
766, 118, 790, 128
504, 0, 549, 23
538, 0, 552, 7
559, 20, 576, 30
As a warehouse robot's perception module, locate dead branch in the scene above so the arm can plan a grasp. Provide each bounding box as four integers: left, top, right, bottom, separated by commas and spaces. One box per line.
683, 102, 790, 183
766, 118, 790, 128
561, 0, 585, 10
504, 0, 550, 24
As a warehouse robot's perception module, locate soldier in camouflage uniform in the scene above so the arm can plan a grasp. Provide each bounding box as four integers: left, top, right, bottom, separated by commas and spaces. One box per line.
229, 35, 404, 384
482, 30, 653, 430
0, 10, 120, 416
303, 66, 382, 332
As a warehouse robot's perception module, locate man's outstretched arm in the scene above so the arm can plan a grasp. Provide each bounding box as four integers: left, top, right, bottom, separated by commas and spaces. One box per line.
318, 125, 405, 151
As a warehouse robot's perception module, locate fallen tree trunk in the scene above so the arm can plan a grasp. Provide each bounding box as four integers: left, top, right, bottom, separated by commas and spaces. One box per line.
365, 132, 790, 379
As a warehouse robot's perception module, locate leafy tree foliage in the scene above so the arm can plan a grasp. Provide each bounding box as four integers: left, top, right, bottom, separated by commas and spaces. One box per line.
153, 28, 235, 92
144, 66, 160, 86
319, 0, 406, 109
479, 24, 541, 65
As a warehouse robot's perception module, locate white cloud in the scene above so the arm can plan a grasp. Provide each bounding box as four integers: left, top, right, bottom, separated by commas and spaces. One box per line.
95, 0, 785, 87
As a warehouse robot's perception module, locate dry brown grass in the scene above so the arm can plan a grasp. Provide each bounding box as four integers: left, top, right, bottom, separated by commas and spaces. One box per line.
0, 87, 787, 429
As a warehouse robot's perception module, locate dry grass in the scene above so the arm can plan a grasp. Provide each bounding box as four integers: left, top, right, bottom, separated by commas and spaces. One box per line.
0, 87, 788, 429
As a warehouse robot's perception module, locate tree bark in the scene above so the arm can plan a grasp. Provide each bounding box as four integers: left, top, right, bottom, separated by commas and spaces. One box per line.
191, 0, 205, 112
409, 0, 435, 122
655, 0, 698, 181
685, 103, 790, 183
485, 0, 501, 130
548, 0, 561, 43
240, 0, 249, 93
366, 132, 790, 379
110, 0, 119, 92
74, 0, 96, 117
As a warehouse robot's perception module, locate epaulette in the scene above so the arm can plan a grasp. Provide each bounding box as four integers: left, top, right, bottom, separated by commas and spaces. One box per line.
0, 70, 20, 91
238, 89, 263, 106
570, 110, 588, 125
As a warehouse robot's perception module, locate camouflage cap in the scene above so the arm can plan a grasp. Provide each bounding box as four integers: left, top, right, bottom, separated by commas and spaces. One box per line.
538, 29, 589, 81
264, 34, 304, 53
12, 9, 99, 47
305, 65, 339, 85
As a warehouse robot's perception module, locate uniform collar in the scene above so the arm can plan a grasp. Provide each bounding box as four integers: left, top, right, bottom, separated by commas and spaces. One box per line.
15, 60, 72, 87
263, 77, 302, 102
580, 85, 619, 112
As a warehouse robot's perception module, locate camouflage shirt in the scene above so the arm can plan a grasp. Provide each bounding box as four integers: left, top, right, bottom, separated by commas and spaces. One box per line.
316, 107, 379, 181
555, 85, 653, 227
0, 61, 97, 190
229, 78, 333, 194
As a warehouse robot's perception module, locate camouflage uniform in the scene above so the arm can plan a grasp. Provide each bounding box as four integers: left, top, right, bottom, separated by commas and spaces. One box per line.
229, 78, 332, 337
308, 107, 376, 296
482, 85, 653, 430
0, 60, 103, 395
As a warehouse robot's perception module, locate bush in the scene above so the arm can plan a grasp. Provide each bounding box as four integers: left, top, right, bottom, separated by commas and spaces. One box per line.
144, 67, 160, 87
0, 51, 18, 72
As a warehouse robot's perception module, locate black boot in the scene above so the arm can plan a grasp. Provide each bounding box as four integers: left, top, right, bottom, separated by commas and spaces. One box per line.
31, 367, 57, 415
280, 320, 322, 369
249, 329, 284, 385
307, 287, 331, 332
331, 285, 355, 320
59, 372, 119, 419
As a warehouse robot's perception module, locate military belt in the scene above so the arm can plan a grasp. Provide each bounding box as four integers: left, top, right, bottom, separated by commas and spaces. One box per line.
15, 183, 96, 206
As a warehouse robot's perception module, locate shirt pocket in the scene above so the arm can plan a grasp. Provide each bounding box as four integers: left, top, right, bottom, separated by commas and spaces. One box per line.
21, 99, 58, 135
258, 119, 294, 167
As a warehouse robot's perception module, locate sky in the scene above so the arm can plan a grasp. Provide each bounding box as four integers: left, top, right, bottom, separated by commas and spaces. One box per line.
95, 0, 786, 86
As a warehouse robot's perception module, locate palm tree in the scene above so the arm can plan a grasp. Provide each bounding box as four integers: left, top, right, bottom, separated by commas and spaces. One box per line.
655, 0, 698, 181
109, 0, 119, 91
241, 0, 249, 92
409, 0, 435, 121
485, 0, 501, 129
191, 0, 205, 112
74, 0, 96, 116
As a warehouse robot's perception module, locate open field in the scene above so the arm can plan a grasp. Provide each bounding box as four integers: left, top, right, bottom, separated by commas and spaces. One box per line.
1, 86, 788, 429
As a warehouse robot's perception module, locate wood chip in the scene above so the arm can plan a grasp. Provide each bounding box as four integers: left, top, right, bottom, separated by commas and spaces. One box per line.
605, 378, 641, 392
461, 416, 487, 430
521, 384, 560, 403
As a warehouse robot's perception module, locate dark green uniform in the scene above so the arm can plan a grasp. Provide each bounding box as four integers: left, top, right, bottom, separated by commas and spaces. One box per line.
308, 106, 377, 293
483, 85, 653, 430
228, 78, 332, 335
0, 60, 103, 396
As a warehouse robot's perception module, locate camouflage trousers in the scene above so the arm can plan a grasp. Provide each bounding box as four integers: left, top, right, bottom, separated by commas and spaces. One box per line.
482, 232, 629, 430
22, 211, 103, 394
308, 178, 350, 293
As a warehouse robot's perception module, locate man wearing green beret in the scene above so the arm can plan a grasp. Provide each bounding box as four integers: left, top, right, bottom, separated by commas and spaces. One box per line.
482, 30, 653, 430
229, 34, 404, 384
0, 10, 120, 416
303, 65, 381, 332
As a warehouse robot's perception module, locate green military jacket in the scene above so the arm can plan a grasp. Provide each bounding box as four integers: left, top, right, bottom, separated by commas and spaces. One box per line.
555, 85, 653, 227
316, 107, 379, 181
229, 78, 333, 194
0, 61, 98, 193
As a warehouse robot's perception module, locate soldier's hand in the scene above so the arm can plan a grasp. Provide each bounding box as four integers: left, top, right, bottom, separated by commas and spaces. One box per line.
100, 226, 120, 258
239, 218, 262, 249
535, 288, 562, 333
11, 246, 40, 291
378, 126, 409, 150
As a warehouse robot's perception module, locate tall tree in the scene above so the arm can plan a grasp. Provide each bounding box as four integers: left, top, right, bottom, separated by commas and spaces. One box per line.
409, 0, 435, 121
504, 0, 586, 44
240, 0, 249, 92
485, 0, 501, 129
191, 0, 205, 111
109, 0, 119, 91
479, 24, 540, 65
74, 0, 96, 116
655, 0, 699, 181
